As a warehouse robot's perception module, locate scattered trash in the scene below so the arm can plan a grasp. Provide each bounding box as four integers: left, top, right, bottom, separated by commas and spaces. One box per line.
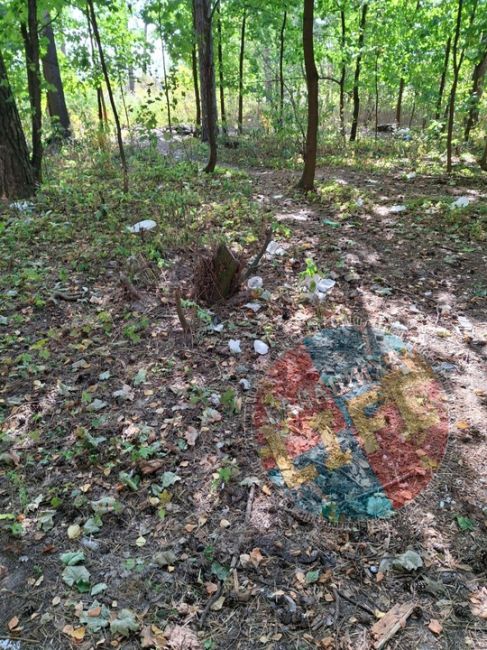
451, 196, 470, 209
355, 198, 364, 207
390, 205, 407, 213
322, 219, 341, 228
229, 339, 242, 354
244, 302, 262, 313
306, 275, 336, 303
405, 172, 416, 180
247, 276, 263, 290
266, 240, 285, 256
0, 316, 8, 326
254, 340, 269, 355
127, 219, 157, 233
391, 321, 408, 333
458, 316, 473, 331
239, 378, 251, 391
9, 200, 35, 213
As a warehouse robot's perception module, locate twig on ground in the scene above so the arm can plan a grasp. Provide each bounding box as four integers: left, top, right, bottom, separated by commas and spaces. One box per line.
335, 588, 377, 617
174, 288, 192, 340
243, 228, 272, 280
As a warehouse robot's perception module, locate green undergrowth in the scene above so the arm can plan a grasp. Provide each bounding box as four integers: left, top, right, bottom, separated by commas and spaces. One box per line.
0, 144, 264, 315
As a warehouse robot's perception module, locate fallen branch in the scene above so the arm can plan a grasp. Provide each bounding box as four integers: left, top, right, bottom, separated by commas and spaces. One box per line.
371, 601, 419, 649
243, 228, 272, 280
174, 288, 192, 338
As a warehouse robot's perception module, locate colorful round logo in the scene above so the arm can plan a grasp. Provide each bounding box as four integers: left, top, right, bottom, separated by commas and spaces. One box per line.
254, 327, 448, 522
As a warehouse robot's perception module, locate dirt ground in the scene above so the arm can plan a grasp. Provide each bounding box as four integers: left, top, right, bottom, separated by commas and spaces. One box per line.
0, 147, 486, 650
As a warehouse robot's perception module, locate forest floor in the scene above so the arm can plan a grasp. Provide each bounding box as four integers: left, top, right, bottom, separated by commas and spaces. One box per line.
0, 135, 486, 650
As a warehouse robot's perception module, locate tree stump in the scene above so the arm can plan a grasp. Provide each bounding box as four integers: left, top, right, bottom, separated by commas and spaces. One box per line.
193, 243, 242, 305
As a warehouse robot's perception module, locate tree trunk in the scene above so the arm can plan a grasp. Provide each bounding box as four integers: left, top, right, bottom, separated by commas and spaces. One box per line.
41, 12, 71, 140
279, 10, 287, 127
87, 0, 128, 191
217, 6, 227, 134
395, 77, 405, 127
339, 9, 346, 138
464, 38, 487, 141
297, 0, 319, 191
408, 92, 416, 128
238, 10, 247, 134
349, 2, 368, 142
446, 0, 464, 174
161, 38, 172, 132
192, 44, 201, 128
194, 0, 218, 172
374, 51, 379, 139
21, 0, 43, 183
0, 50, 36, 199
435, 37, 451, 121
480, 136, 487, 171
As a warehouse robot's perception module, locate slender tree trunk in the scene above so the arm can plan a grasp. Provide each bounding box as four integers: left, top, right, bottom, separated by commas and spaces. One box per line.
408, 92, 416, 128
395, 77, 405, 127
339, 9, 346, 138
41, 12, 71, 140
238, 10, 247, 134
446, 0, 464, 174
87, 0, 128, 191
192, 44, 201, 128
217, 6, 227, 134
298, 0, 319, 191
128, 67, 135, 92
435, 37, 451, 121
21, 0, 43, 183
195, 0, 218, 172
374, 51, 379, 139
160, 37, 172, 132
279, 10, 287, 127
480, 136, 487, 170
349, 2, 368, 142
464, 39, 487, 141
0, 50, 36, 199
86, 7, 108, 135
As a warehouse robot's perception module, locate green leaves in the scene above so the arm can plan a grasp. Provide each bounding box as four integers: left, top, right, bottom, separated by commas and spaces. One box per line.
110, 609, 139, 637
62, 565, 91, 592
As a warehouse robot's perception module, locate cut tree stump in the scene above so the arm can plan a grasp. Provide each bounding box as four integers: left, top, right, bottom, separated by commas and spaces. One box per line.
193, 243, 242, 305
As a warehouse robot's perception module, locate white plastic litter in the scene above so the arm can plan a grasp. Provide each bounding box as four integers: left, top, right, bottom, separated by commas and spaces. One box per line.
390, 205, 407, 213
355, 198, 364, 207
247, 276, 263, 290
127, 219, 157, 233
254, 340, 269, 355
239, 378, 251, 391
244, 302, 262, 313
451, 196, 470, 209
229, 339, 242, 354
457, 316, 473, 331
406, 172, 416, 180
9, 200, 34, 213
316, 279, 336, 293
266, 241, 285, 256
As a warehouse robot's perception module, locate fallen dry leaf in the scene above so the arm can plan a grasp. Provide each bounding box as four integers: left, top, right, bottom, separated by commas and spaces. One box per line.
62, 624, 86, 640
164, 624, 201, 649
8, 616, 19, 631
428, 619, 443, 635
